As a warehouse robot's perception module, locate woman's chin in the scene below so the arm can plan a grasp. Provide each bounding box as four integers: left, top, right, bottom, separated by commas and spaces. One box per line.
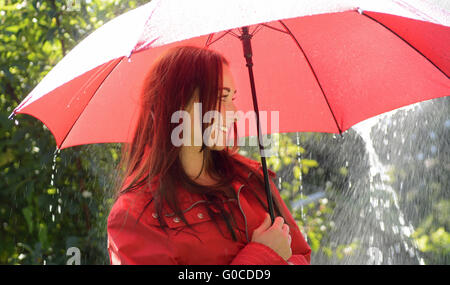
209, 143, 226, 151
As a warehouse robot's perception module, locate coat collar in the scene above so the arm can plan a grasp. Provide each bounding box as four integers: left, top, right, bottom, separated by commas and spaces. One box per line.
123, 151, 276, 228
171, 152, 276, 210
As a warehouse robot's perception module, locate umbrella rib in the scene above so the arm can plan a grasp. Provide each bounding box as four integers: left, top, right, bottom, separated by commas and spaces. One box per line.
206, 30, 238, 47
250, 24, 263, 36
360, 11, 449, 79
205, 33, 214, 47
278, 20, 343, 135
57, 57, 123, 149
261, 23, 289, 35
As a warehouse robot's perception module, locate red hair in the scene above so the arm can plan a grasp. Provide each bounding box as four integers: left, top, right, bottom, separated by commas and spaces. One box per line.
112, 46, 285, 241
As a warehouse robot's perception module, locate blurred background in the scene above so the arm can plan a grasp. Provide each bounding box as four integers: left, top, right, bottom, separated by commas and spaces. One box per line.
1, 0, 448, 264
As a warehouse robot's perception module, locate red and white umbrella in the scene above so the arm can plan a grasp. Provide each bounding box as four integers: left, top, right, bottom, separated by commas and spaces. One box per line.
9, 0, 450, 221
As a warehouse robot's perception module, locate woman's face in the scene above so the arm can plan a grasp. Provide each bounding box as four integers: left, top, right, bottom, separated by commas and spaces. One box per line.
209, 63, 238, 150
185, 63, 238, 150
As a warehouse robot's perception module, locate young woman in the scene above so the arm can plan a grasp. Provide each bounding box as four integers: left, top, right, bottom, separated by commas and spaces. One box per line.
107, 46, 311, 265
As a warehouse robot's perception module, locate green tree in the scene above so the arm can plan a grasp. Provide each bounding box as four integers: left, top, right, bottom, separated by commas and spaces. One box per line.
0, 0, 149, 265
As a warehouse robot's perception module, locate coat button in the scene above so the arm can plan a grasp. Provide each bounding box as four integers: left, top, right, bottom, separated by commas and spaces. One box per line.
152, 213, 158, 219
197, 213, 204, 219
173, 217, 180, 223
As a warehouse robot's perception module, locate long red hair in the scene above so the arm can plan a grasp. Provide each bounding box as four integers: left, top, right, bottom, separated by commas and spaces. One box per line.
112, 45, 285, 241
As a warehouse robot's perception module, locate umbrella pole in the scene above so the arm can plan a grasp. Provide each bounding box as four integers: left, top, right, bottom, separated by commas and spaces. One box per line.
239, 26, 276, 224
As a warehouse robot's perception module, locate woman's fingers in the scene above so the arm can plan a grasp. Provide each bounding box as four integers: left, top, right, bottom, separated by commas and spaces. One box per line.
272, 216, 284, 230
282, 223, 289, 233
251, 214, 293, 261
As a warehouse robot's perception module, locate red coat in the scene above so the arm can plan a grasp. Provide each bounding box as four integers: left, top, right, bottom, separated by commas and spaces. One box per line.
107, 153, 311, 265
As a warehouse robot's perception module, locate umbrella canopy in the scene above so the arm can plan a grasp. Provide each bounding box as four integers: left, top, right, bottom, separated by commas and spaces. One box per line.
9, 0, 449, 150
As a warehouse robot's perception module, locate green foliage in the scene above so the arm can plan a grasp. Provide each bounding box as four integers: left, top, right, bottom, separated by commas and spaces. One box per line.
0, 0, 149, 265
239, 132, 346, 261
412, 200, 450, 264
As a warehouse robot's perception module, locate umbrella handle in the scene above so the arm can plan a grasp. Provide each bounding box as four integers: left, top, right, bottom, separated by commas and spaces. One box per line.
239, 26, 276, 224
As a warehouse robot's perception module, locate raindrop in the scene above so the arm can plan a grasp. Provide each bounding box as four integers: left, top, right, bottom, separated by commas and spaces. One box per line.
430, 145, 437, 154
295, 132, 306, 234
48, 148, 61, 223
375, 209, 381, 220
392, 225, 399, 235
387, 257, 393, 265
367, 247, 383, 265
394, 243, 400, 253
444, 119, 450, 128
401, 226, 411, 237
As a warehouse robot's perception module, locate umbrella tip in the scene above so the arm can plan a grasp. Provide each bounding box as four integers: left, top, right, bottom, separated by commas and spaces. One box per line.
357, 7, 364, 15
8, 111, 15, 120
126, 50, 133, 62
53, 147, 61, 155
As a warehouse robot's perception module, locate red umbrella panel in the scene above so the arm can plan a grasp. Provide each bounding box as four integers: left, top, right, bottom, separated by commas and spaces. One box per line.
9, 0, 449, 149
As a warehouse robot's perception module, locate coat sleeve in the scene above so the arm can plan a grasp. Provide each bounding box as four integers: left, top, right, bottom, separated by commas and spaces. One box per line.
107, 203, 178, 265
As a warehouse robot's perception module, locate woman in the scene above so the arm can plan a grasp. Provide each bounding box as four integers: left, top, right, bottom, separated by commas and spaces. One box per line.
107, 45, 311, 265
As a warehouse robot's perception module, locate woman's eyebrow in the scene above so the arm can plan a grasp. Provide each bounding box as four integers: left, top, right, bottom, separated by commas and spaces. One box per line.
222, 87, 237, 94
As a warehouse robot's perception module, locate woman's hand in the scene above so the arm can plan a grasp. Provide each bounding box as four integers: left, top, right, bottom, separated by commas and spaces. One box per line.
251, 213, 292, 261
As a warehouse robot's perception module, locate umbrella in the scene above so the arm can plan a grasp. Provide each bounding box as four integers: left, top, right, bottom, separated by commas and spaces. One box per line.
8, 0, 450, 222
